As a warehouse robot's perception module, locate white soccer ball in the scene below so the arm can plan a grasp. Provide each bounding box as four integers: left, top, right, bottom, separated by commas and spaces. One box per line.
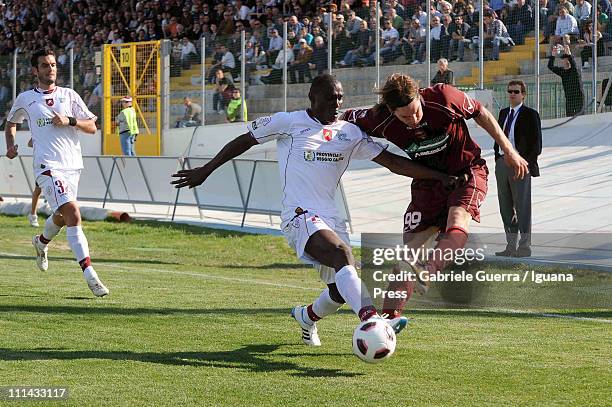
352, 319, 396, 363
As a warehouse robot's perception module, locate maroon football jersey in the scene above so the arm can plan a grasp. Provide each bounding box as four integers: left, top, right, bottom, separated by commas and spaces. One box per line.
342, 84, 486, 174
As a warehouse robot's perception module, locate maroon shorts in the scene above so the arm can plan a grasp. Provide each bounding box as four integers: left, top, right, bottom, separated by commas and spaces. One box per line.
403, 165, 488, 233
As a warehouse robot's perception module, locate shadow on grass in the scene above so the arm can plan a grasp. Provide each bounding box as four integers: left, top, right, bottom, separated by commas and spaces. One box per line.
0, 344, 361, 378
1, 305, 609, 319
0, 254, 179, 266
133, 219, 250, 239
0, 305, 313, 316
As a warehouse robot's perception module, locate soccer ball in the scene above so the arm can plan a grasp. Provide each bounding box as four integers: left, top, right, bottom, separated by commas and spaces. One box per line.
352, 319, 396, 363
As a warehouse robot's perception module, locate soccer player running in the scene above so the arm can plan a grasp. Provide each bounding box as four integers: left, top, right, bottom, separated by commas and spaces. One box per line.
342, 74, 529, 318
4, 48, 109, 297
172, 74, 463, 346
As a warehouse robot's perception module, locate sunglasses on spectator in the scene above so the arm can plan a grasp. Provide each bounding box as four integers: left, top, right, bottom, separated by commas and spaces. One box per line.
507, 89, 522, 94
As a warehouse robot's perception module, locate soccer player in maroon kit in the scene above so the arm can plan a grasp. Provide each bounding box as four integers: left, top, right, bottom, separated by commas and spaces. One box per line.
342, 74, 529, 318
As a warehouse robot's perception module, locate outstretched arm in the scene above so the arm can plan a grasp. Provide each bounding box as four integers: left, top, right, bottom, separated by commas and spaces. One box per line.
372, 150, 465, 190
172, 132, 258, 189
474, 106, 529, 179
5, 121, 18, 159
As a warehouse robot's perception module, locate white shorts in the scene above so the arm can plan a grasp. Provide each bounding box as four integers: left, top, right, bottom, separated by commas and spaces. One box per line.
36, 169, 80, 213
281, 212, 350, 284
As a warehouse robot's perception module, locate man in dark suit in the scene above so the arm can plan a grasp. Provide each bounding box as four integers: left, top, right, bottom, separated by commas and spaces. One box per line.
494, 80, 542, 257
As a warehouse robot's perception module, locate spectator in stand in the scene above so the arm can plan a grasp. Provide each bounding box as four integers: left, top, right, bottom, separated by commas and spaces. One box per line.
266, 28, 283, 67
464, 3, 476, 26
577, 21, 604, 68
389, 0, 407, 19
387, 8, 405, 33
219, 11, 235, 35
346, 10, 364, 35
547, 45, 584, 116
176, 97, 202, 127
309, 35, 328, 75
408, 18, 427, 64
288, 15, 303, 36
449, 14, 471, 61
431, 58, 455, 85
430, 16, 448, 62
225, 88, 247, 123
288, 38, 312, 84
260, 40, 294, 84
475, 11, 514, 61
549, 7, 579, 55
298, 26, 314, 46
373, 18, 400, 64
412, 5, 428, 27
507, 0, 534, 45
574, 0, 593, 22
212, 69, 234, 114
180, 37, 198, 67
337, 19, 371, 67
208, 44, 236, 83
234, 0, 251, 21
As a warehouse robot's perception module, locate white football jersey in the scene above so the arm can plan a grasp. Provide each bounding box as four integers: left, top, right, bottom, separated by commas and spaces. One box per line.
247, 110, 385, 220
7, 86, 96, 176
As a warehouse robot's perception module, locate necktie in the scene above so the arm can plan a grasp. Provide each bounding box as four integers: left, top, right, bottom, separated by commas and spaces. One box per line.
504, 108, 514, 138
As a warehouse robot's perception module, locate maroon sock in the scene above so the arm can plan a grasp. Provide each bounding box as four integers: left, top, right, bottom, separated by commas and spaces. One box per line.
381, 265, 414, 318
425, 226, 469, 273
358, 305, 377, 321
306, 304, 321, 322
39, 234, 51, 244
79, 257, 91, 271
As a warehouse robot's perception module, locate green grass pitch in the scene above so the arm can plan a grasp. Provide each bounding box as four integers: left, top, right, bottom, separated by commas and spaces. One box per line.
0, 215, 610, 406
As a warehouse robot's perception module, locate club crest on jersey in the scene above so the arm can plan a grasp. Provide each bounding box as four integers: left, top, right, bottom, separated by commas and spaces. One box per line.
45, 98, 54, 106
323, 129, 333, 141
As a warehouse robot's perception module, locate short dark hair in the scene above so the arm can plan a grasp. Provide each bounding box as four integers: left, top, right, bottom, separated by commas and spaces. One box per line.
508, 80, 527, 94
31, 48, 55, 68
309, 74, 339, 99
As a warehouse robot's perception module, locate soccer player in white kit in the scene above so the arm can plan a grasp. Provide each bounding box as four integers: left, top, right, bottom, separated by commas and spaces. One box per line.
172, 75, 460, 346
4, 48, 109, 297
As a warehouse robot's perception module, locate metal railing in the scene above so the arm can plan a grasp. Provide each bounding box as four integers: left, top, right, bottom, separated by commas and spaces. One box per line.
0, 155, 353, 230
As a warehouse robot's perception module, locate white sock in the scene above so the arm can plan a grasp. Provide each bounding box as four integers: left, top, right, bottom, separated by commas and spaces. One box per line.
334, 265, 374, 316
66, 225, 90, 264
83, 266, 98, 281
306, 288, 343, 324
41, 216, 62, 244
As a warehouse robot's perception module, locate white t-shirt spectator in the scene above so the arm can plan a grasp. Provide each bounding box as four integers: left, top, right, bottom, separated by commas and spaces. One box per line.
555, 14, 579, 36
574, 2, 592, 21
382, 27, 400, 46
221, 51, 236, 69
236, 5, 251, 20
268, 35, 283, 51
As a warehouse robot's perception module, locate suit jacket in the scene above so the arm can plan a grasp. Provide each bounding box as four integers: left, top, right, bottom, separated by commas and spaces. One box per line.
495, 105, 542, 177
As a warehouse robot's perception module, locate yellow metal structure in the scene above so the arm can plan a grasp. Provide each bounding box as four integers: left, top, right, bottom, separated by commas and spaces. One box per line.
103, 41, 161, 155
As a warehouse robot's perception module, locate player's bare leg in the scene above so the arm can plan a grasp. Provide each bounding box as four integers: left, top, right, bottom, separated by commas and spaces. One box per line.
34, 202, 109, 296
300, 230, 408, 334
28, 185, 42, 227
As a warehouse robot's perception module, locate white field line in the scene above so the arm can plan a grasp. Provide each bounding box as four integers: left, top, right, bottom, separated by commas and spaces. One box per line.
2, 251, 611, 323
